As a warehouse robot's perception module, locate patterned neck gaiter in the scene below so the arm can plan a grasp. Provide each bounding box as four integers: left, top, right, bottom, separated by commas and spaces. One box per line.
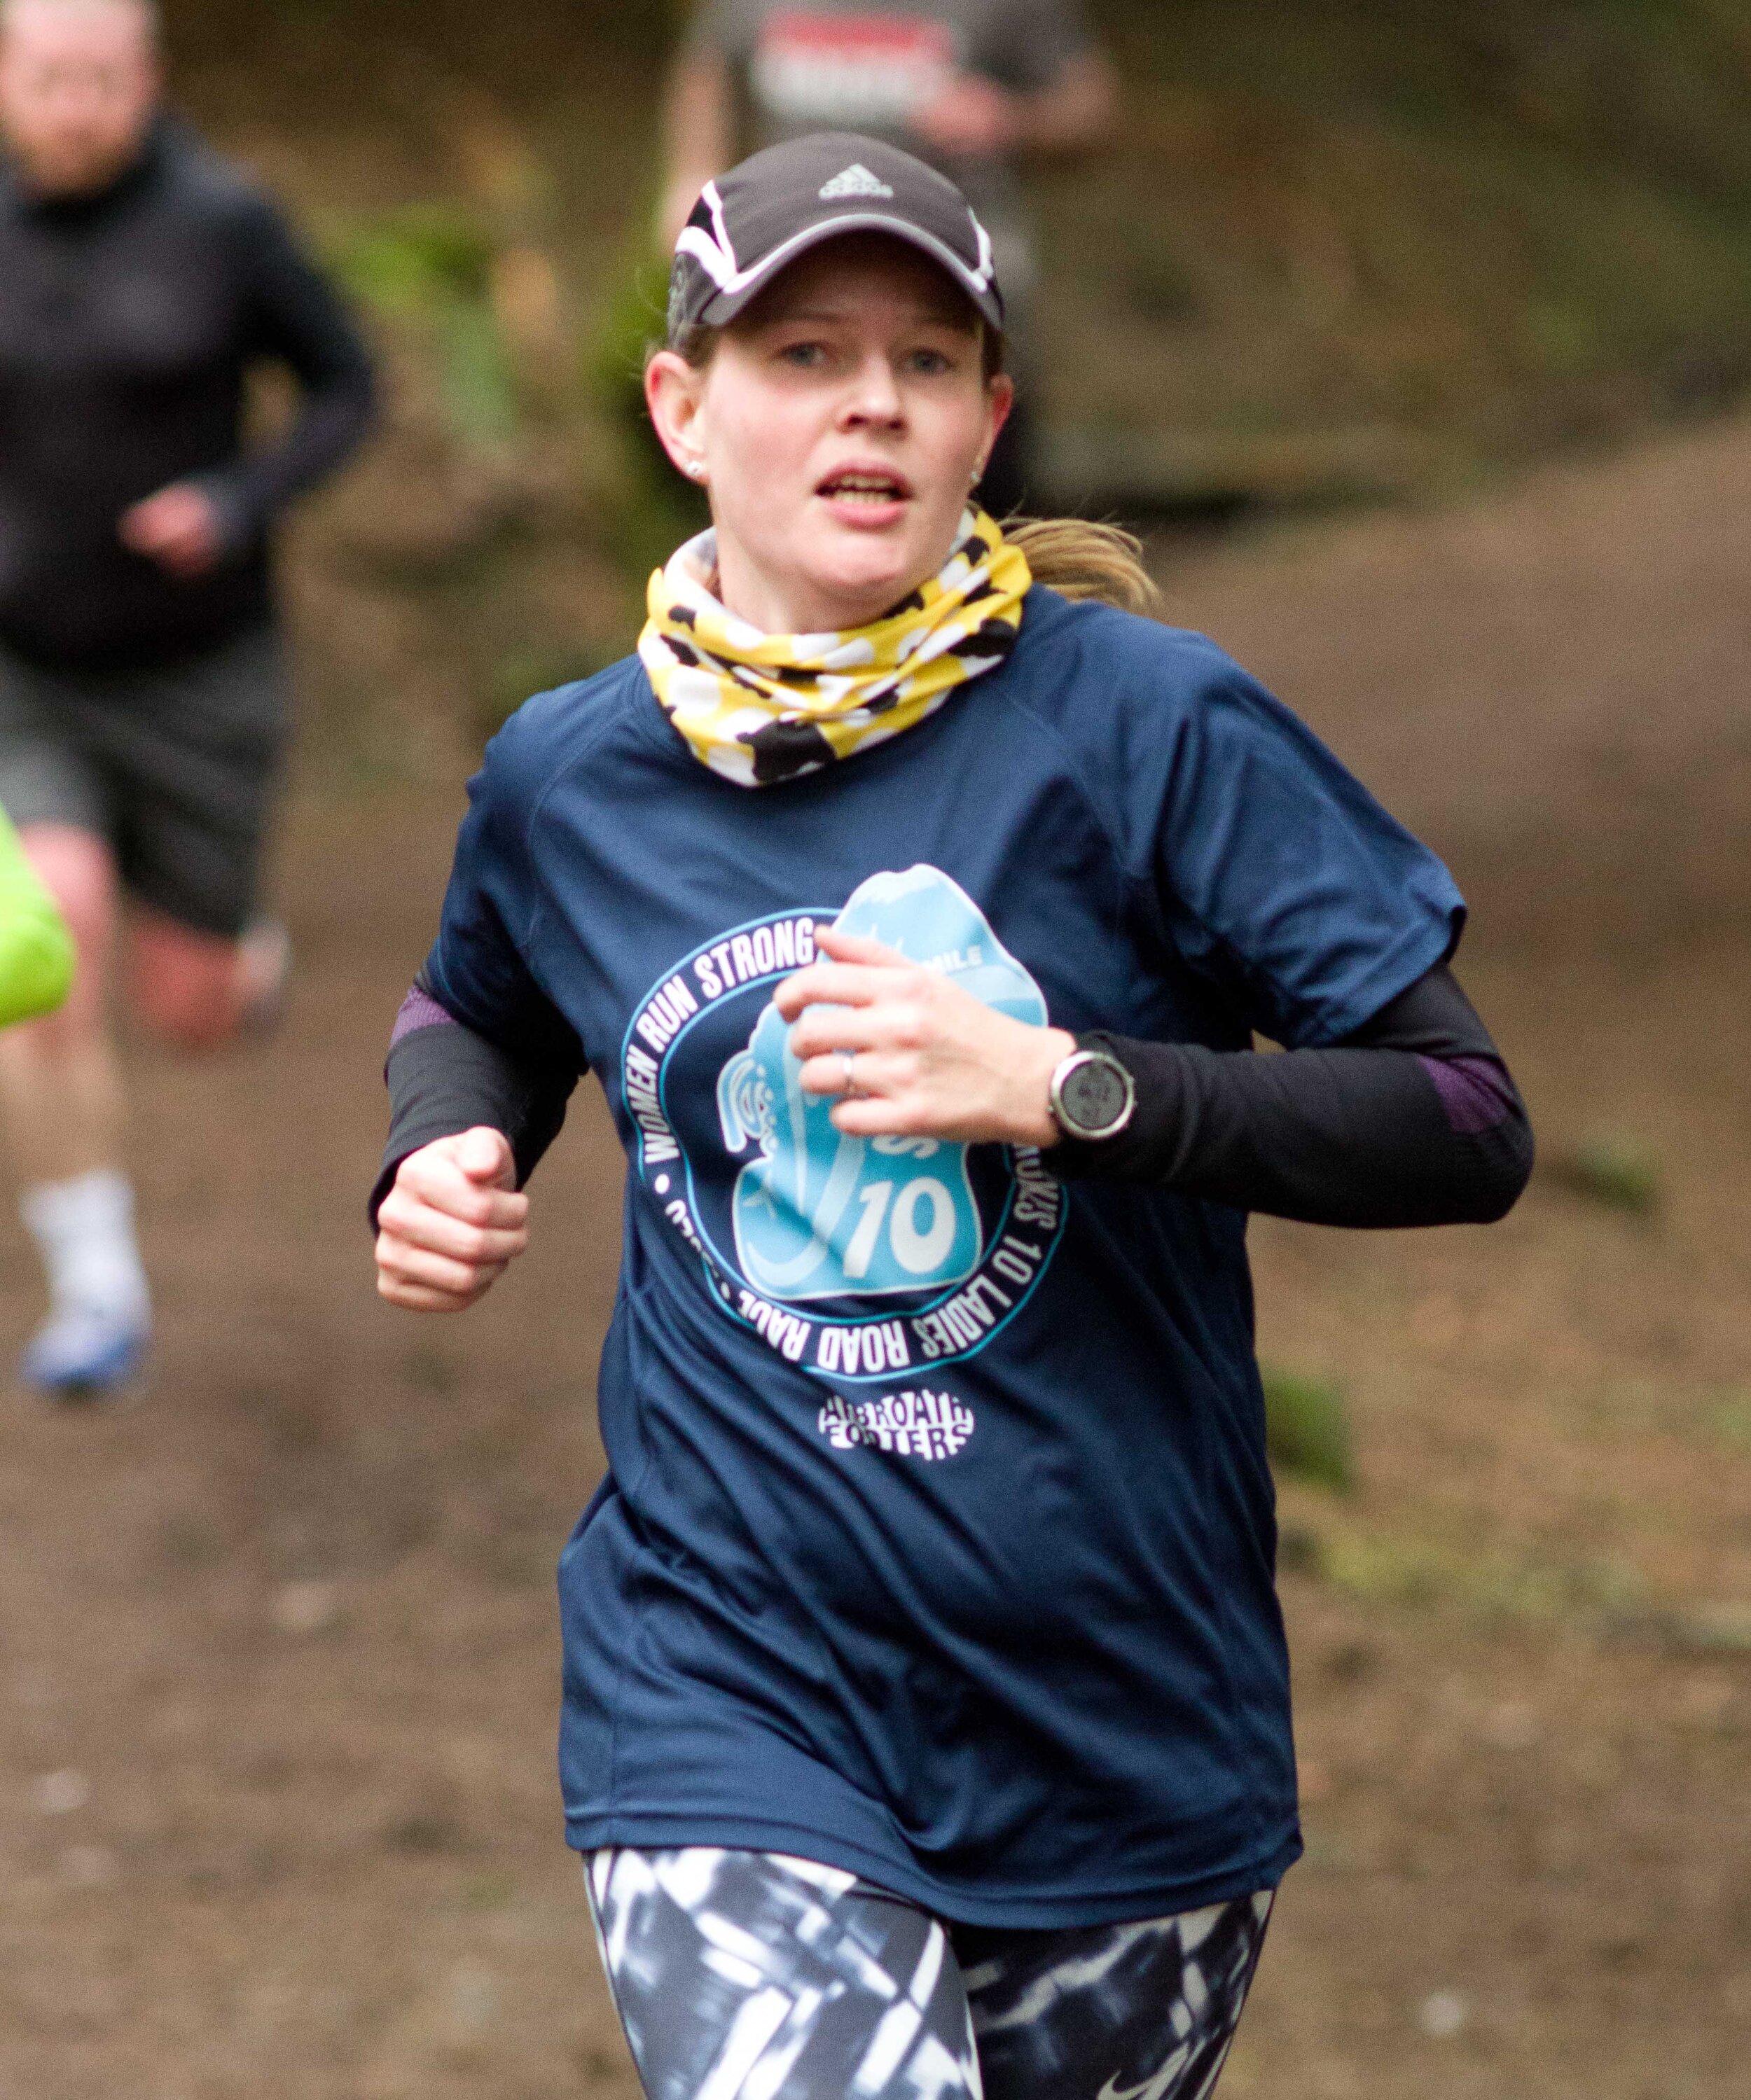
638, 509, 1032, 788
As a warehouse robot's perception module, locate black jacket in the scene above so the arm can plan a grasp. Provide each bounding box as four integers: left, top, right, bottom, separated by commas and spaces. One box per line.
0, 119, 375, 669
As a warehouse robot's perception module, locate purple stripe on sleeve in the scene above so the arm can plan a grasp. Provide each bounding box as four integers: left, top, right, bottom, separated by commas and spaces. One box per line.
390, 985, 460, 1050
1418, 1053, 1518, 1135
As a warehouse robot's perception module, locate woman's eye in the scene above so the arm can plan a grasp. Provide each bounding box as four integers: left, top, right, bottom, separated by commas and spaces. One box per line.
907, 349, 955, 376
780, 342, 829, 368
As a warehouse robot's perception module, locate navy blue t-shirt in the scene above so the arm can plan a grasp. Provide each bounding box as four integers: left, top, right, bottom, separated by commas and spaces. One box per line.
424, 587, 1465, 1928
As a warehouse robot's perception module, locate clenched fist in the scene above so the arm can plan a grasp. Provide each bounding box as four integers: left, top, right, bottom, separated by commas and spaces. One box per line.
375, 1127, 530, 1313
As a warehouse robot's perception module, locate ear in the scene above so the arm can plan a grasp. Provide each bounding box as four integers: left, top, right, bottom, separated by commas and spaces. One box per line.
646, 350, 709, 483
978, 374, 1015, 478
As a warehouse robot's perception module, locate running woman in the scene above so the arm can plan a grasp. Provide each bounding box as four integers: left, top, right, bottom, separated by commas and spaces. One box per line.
0, 805, 73, 1029
373, 134, 1532, 2100
0, 0, 375, 1396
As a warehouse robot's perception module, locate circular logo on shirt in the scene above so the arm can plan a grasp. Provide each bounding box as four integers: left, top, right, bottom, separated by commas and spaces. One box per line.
622, 865, 1067, 1388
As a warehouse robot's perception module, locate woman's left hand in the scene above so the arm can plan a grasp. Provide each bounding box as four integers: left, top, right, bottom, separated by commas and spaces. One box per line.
775, 926, 1075, 1148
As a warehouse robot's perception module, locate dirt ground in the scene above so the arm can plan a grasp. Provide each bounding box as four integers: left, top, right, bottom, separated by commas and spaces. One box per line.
4, 415, 1750, 2100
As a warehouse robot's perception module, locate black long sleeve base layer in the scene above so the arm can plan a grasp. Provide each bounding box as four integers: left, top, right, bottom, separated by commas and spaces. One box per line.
373, 966, 1532, 1235
1049, 967, 1532, 1226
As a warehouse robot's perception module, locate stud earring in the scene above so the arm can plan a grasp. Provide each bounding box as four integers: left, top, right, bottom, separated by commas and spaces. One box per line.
686, 459, 707, 482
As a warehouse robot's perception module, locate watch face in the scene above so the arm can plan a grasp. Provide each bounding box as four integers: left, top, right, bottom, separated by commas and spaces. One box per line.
1062, 1056, 1132, 1137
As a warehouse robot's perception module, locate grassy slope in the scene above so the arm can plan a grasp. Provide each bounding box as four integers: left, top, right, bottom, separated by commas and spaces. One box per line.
1040, 0, 1751, 496
167, 0, 1751, 492
153, 0, 1751, 699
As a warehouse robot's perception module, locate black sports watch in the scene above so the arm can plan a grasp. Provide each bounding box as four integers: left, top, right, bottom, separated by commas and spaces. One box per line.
1048, 1045, 1138, 1144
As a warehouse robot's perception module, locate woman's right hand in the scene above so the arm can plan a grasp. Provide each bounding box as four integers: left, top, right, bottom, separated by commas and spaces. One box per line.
375, 1128, 530, 1313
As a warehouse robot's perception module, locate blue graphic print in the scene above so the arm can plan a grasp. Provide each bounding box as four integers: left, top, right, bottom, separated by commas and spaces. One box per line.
716, 868, 1048, 1304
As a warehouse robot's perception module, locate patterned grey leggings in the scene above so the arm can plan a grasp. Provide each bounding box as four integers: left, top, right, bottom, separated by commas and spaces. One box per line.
586, 1848, 1273, 2100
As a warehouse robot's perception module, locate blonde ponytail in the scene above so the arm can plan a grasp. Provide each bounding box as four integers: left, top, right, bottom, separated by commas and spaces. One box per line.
1006, 518, 1161, 618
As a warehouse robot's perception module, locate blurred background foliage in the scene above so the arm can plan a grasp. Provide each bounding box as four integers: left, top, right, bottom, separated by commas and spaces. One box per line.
1263, 1367, 1357, 1496
333, 208, 521, 449
155, 0, 1751, 746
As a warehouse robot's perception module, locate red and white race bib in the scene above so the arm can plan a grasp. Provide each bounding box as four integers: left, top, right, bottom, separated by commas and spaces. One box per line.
751, 11, 960, 128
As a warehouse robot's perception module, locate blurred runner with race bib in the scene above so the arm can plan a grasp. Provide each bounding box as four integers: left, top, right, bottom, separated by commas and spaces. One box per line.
660, 0, 1117, 513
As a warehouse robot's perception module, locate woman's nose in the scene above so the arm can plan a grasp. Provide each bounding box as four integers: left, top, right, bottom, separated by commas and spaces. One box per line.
839, 354, 904, 426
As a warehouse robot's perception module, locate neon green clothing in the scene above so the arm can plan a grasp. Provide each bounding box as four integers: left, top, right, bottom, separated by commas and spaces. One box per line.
0, 807, 74, 1027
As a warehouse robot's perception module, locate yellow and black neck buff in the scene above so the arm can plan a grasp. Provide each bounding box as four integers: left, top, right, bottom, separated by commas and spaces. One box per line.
638, 509, 1032, 788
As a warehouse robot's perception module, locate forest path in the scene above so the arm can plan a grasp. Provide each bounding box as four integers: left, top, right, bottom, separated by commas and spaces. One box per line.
3, 414, 1749, 2098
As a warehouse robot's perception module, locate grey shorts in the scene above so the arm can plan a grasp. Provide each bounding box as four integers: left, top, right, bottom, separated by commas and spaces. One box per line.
0, 625, 289, 940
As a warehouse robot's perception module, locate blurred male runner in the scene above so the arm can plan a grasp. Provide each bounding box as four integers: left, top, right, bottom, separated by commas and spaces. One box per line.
0, 0, 375, 1398
658, 0, 1115, 512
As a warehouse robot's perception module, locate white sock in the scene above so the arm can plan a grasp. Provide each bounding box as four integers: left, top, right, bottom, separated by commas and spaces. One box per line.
20, 1171, 151, 1328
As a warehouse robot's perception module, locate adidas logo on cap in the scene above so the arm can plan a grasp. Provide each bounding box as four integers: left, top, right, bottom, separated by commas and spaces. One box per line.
819, 163, 895, 201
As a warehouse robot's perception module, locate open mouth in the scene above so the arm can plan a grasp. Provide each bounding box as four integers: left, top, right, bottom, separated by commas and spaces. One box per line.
816, 468, 914, 506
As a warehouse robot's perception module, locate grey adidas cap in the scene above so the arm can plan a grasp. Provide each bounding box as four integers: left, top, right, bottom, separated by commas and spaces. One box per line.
667, 132, 1005, 345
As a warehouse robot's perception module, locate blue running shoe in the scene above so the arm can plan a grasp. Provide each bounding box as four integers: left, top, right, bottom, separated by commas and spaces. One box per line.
20, 1305, 149, 1402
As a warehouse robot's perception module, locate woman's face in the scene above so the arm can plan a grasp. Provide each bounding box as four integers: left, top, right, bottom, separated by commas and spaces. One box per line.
647, 235, 1012, 635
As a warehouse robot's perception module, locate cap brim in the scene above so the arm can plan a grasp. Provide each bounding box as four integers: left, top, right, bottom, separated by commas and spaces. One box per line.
692, 211, 1006, 336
